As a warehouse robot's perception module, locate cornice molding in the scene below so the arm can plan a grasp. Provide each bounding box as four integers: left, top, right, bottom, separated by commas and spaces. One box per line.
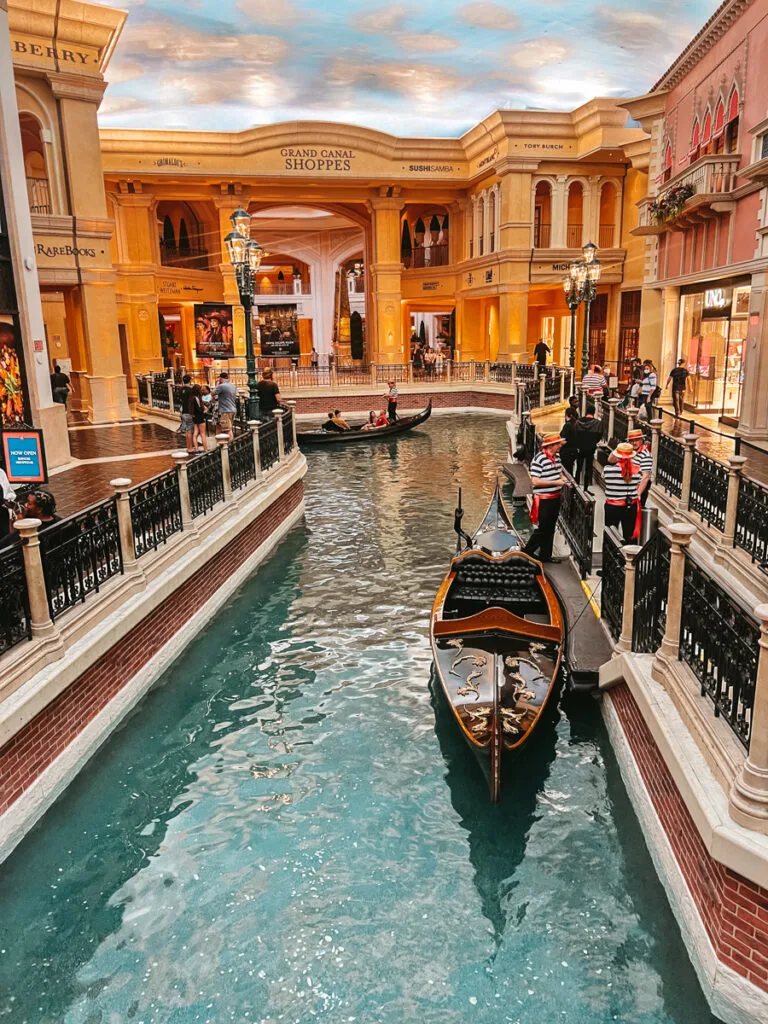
651, 0, 754, 92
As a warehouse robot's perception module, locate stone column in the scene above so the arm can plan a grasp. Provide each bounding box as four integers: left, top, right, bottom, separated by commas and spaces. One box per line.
607, 397, 620, 440
533, 362, 540, 381
721, 455, 748, 549
247, 420, 263, 481
729, 603, 768, 834
368, 194, 403, 362
649, 418, 663, 482
658, 523, 697, 661
110, 477, 140, 577
539, 374, 546, 408
511, 362, 517, 385
172, 451, 195, 529
216, 435, 233, 501
446, 359, 452, 384
679, 433, 698, 510
273, 408, 286, 461
616, 544, 642, 653
15, 519, 59, 640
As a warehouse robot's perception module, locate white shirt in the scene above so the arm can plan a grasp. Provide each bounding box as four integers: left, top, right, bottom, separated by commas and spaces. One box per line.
0, 468, 15, 502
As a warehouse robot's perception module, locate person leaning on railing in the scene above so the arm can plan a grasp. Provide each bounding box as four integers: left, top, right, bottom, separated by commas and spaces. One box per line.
0, 488, 60, 549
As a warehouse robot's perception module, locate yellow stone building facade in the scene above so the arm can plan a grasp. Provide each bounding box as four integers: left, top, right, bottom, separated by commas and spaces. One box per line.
7, 0, 655, 423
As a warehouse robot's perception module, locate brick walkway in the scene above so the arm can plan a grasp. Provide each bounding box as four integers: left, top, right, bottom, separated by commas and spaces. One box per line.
67, 422, 181, 461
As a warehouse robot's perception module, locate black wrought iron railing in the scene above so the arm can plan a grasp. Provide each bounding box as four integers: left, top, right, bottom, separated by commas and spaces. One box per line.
601, 527, 625, 641
187, 448, 224, 519
0, 545, 31, 655
632, 529, 670, 654
519, 415, 538, 465
680, 554, 759, 750
40, 499, 123, 621
515, 364, 537, 381
378, 365, 410, 384
129, 470, 183, 558
558, 469, 595, 578
282, 410, 295, 455
735, 475, 768, 572
656, 434, 684, 498
689, 450, 728, 531
489, 363, 514, 384
150, 378, 170, 410
171, 384, 184, 413
259, 418, 280, 472
523, 380, 539, 407
229, 431, 256, 491
612, 408, 629, 442
137, 375, 149, 405
336, 365, 371, 385
544, 375, 561, 405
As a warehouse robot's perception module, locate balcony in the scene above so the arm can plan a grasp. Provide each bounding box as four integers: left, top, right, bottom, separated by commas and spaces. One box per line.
27, 176, 51, 215
159, 241, 210, 272
403, 243, 449, 269
567, 224, 582, 248
598, 225, 616, 248
254, 281, 310, 296
534, 223, 551, 248
633, 154, 740, 236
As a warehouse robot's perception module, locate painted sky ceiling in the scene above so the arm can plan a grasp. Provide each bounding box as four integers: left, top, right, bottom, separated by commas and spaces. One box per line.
98, 0, 720, 137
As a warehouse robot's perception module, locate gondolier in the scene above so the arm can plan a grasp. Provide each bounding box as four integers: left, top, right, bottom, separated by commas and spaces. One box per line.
523, 432, 567, 564
603, 442, 642, 542
626, 428, 652, 507
386, 380, 398, 423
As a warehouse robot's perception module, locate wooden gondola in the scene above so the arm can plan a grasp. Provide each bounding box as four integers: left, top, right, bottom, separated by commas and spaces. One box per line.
296, 401, 431, 447
430, 483, 564, 801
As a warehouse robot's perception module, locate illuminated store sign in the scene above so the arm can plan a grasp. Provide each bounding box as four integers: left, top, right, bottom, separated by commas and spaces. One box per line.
702, 285, 733, 318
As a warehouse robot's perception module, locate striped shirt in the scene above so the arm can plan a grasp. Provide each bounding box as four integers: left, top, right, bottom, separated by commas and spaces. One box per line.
603, 461, 641, 502
530, 451, 563, 496
581, 372, 607, 393
388, 385, 398, 402
640, 371, 658, 396
635, 447, 652, 477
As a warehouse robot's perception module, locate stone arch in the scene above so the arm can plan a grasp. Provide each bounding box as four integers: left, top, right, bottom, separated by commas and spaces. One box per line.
532, 176, 555, 248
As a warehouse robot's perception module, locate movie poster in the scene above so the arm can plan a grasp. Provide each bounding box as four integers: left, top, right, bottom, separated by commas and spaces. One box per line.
0, 315, 28, 428
258, 304, 300, 359
194, 304, 234, 359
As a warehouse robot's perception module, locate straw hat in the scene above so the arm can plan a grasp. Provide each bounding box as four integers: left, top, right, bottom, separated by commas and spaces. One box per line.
614, 442, 635, 458
627, 429, 644, 441
541, 432, 563, 447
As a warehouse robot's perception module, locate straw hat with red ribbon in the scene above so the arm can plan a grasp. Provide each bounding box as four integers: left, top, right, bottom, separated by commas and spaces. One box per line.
614, 441, 637, 481
541, 432, 562, 447
627, 429, 644, 442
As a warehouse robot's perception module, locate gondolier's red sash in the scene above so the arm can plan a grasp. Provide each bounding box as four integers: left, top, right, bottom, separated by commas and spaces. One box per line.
606, 498, 642, 541
529, 492, 559, 525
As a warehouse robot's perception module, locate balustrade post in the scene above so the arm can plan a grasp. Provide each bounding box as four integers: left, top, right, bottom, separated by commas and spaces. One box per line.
330, 362, 338, 388
408, 361, 414, 384
533, 362, 539, 382
539, 374, 546, 408
580, 388, 586, 416
679, 433, 698, 511
370, 362, 376, 386
286, 400, 298, 450
721, 454, 748, 549
511, 362, 517, 385
446, 359, 452, 384
172, 451, 195, 530
594, 395, 603, 421
167, 380, 175, 411
607, 397, 620, 440
247, 420, 263, 481
145, 375, 153, 409
484, 359, 491, 383
110, 477, 140, 576
207, 367, 216, 389
216, 434, 233, 501
273, 407, 286, 462
559, 370, 566, 403
729, 603, 768, 834
615, 544, 642, 653
15, 519, 60, 640
649, 418, 663, 482
657, 523, 697, 662
470, 359, 476, 383
626, 405, 638, 432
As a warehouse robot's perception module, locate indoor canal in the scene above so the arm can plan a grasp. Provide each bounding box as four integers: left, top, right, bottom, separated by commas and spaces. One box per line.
0, 414, 720, 1024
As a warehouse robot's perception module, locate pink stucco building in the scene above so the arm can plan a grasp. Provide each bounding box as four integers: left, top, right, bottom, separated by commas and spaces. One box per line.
625, 0, 768, 440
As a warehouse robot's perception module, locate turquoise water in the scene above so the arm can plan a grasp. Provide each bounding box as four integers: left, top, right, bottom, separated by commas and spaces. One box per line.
0, 414, 719, 1024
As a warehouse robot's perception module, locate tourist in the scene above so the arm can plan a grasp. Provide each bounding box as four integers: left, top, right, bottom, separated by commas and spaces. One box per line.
362, 410, 386, 431
626, 428, 652, 506
311, 347, 319, 370
255, 368, 281, 419
0, 488, 61, 548
533, 338, 550, 368
332, 409, 351, 430
201, 384, 214, 435
559, 406, 579, 477
568, 394, 580, 412
640, 359, 659, 420
573, 408, 602, 491
424, 348, 437, 379
412, 345, 423, 379
179, 374, 196, 453
603, 442, 642, 542
580, 364, 607, 396
322, 411, 345, 433
50, 364, 70, 407
191, 384, 206, 451
214, 371, 237, 439
666, 358, 690, 417
523, 433, 568, 564
386, 380, 398, 423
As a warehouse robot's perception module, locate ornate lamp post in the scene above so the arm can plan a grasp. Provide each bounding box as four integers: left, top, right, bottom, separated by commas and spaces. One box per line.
561, 241, 602, 380
224, 207, 269, 421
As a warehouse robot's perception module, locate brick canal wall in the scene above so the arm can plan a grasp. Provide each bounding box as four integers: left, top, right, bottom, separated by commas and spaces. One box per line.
0, 479, 304, 823
606, 682, 768, 1013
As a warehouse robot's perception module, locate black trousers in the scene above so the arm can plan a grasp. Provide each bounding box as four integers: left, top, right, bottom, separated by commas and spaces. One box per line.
575, 450, 596, 489
523, 496, 560, 562
605, 502, 637, 543
561, 448, 577, 476
387, 400, 397, 422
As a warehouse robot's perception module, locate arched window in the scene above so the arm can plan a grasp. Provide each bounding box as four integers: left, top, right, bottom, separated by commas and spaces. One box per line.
477, 195, 485, 256
400, 220, 413, 268
163, 215, 176, 251
714, 98, 726, 153
701, 110, 712, 155
567, 181, 583, 247
533, 180, 552, 248
178, 218, 190, 257
726, 87, 740, 154
661, 143, 673, 184
488, 191, 496, 253
689, 119, 701, 164
19, 113, 51, 214
598, 182, 616, 248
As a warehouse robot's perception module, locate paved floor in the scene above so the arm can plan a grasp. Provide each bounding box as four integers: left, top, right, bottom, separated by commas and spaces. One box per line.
50, 455, 177, 516
67, 422, 182, 461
